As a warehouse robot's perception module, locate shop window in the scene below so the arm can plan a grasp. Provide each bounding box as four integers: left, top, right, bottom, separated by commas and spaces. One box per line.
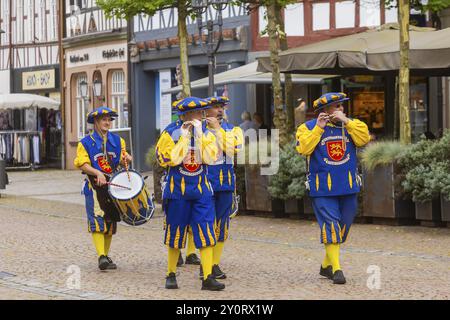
410, 77, 428, 142
344, 76, 385, 137
111, 70, 128, 128
76, 74, 88, 139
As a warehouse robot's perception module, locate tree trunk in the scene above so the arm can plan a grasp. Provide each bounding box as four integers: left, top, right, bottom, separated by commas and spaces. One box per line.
178, 1, 191, 98
275, 3, 295, 140
267, 3, 288, 145
398, 0, 411, 144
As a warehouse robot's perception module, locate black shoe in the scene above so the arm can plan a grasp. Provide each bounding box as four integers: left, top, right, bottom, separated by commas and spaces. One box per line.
199, 265, 204, 280
106, 256, 117, 270
319, 265, 333, 279
165, 272, 178, 289
201, 274, 225, 291
185, 253, 201, 265
332, 270, 346, 284
177, 253, 184, 267
212, 264, 227, 279
98, 255, 109, 271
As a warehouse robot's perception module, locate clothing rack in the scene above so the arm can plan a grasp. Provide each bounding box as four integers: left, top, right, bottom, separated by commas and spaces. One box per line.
0, 130, 42, 170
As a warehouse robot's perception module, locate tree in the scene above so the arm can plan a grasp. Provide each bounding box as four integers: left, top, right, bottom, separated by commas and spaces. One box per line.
385, 0, 450, 144
237, 0, 297, 145
97, 0, 193, 97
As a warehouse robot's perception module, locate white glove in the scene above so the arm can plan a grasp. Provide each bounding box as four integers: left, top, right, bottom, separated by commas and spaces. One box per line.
192, 119, 203, 139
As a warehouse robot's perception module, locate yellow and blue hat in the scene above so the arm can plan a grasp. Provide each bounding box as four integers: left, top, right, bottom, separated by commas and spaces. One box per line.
313, 92, 349, 112
206, 96, 230, 107
172, 97, 210, 115
87, 106, 118, 124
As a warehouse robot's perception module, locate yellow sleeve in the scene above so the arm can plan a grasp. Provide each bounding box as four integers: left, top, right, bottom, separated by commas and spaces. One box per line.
155, 131, 190, 168
296, 123, 324, 156
214, 126, 244, 158
73, 142, 91, 168
346, 119, 371, 147
199, 131, 218, 165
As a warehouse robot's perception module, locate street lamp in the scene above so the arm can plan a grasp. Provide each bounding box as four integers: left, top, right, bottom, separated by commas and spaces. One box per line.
193, 0, 230, 96
93, 79, 103, 99
79, 80, 88, 99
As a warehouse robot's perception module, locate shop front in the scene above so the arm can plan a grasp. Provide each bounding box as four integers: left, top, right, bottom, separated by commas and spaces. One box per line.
64, 41, 128, 169
0, 66, 63, 169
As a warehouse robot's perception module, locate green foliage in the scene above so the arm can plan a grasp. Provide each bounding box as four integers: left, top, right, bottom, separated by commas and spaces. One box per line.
267, 141, 307, 200
360, 141, 406, 171
398, 131, 450, 203
145, 144, 158, 168
384, 0, 450, 13
97, 0, 181, 19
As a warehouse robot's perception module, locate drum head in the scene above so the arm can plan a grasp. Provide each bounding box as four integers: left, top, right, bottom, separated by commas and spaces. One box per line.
109, 170, 143, 200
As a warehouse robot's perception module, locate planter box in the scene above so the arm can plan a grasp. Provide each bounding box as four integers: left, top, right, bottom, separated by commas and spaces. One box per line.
362, 164, 415, 220
244, 165, 272, 213
440, 195, 450, 222
415, 199, 441, 222
272, 199, 288, 218
285, 199, 302, 219
301, 195, 315, 216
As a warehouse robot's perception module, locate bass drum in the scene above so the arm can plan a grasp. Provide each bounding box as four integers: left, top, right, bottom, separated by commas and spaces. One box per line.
108, 169, 155, 226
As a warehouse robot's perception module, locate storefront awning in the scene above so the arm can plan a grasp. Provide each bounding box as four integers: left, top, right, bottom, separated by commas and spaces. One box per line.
162, 61, 337, 94
257, 24, 450, 74
0, 94, 60, 110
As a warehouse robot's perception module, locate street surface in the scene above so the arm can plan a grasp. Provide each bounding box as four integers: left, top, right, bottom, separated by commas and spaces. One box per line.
0, 170, 449, 300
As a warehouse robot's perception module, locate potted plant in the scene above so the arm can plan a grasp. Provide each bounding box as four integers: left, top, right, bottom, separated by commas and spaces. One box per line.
360, 141, 415, 222
398, 137, 443, 225
432, 130, 450, 224
267, 141, 307, 219
439, 171, 450, 224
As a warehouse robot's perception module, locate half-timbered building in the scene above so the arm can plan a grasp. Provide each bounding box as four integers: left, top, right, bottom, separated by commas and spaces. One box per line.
62, 0, 128, 169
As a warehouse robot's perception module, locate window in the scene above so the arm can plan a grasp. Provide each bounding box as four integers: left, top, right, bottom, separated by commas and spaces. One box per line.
336, 1, 355, 29
285, 3, 304, 36
385, 6, 398, 24
313, 2, 330, 31
16, 0, 24, 44
49, 0, 58, 40
111, 70, 128, 128
1, 1, 9, 44
258, 6, 268, 37
76, 74, 88, 139
360, 0, 381, 27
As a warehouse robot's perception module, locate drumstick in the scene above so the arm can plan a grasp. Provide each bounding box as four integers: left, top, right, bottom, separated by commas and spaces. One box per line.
94, 178, 131, 190
107, 182, 132, 190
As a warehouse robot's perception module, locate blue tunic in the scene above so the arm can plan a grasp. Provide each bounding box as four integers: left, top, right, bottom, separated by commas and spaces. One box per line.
305, 119, 360, 197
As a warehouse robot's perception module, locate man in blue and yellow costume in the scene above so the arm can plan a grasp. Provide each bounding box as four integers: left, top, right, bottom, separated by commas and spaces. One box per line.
156, 97, 225, 291
203, 96, 243, 279
74, 106, 132, 271
296, 93, 370, 284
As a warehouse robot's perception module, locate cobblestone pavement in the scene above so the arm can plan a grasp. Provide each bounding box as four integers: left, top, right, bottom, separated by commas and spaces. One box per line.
0, 170, 449, 300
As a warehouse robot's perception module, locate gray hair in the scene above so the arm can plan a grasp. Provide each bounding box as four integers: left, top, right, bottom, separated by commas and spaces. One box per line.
241, 111, 251, 121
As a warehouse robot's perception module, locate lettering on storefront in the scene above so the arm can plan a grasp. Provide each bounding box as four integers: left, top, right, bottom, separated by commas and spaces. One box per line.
22, 69, 56, 90
70, 53, 90, 63
102, 48, 125, 59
